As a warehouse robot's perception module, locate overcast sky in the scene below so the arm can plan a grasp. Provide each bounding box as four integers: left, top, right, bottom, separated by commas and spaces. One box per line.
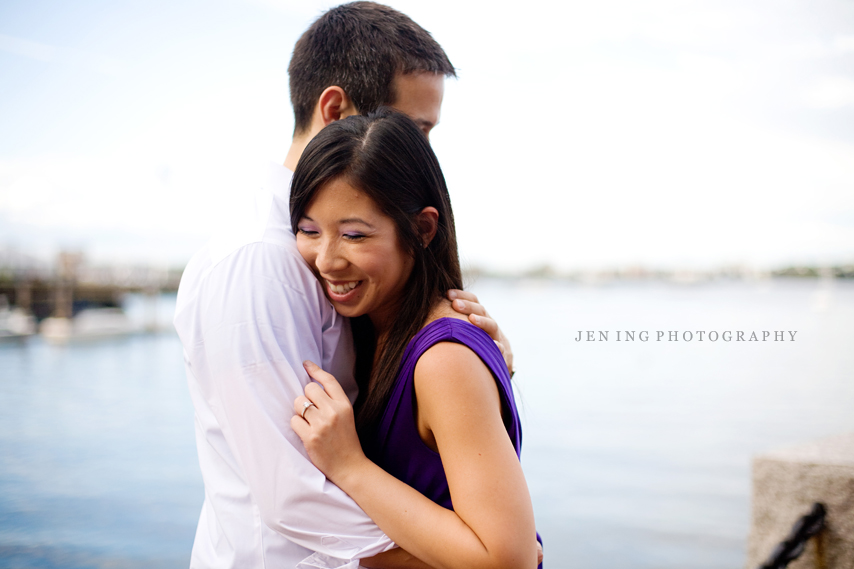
1, 0, 853, 271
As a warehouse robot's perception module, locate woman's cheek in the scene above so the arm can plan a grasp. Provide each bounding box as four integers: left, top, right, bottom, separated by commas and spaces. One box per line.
296, 237, 315, 265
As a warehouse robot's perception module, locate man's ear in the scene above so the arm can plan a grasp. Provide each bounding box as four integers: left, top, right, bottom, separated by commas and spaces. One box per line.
416, 207, 439, 248
314, 86, 358, 128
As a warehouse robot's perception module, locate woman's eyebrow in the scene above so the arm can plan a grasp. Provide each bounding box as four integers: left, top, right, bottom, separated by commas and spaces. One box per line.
339, 217, 376, 229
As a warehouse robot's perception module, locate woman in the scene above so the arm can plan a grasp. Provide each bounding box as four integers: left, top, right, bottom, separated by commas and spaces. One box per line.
289, 108, 540, 569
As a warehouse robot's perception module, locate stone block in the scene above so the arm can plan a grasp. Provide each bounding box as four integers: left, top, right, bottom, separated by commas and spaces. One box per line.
746, 432, 854, 569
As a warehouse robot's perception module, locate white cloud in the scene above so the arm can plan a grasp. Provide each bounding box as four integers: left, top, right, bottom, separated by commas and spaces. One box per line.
833, 35, 854, 53
0, 33, 55, 62
804, 76, 854, 109
3, 0, 854, 268
782, 35, 854, 60
0, 74, 293, 264
241, 0, 338, 24
435, 62, 854, 271
0, 33, 124, 76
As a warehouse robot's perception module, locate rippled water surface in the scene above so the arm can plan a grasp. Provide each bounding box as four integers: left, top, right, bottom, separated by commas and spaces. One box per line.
2, 278, 852, 568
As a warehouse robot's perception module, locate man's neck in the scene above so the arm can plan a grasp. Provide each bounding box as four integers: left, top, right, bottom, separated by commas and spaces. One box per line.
283, 130, 312, 172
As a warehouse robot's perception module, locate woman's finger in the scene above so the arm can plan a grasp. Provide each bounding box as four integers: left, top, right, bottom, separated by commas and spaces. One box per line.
303, 360, 349, 402
451, 298, 488, 317
304, 380, 328, 404
468, 313, 499, 340
446, 289, 479, 304
293, 395, 317, 421
291, 414, 310, 441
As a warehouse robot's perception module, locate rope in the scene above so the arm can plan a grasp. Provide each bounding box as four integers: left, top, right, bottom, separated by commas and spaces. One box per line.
757, 502, 826, 569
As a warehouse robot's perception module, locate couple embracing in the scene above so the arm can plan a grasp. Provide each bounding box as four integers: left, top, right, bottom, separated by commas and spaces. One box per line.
174, 3, 541, 568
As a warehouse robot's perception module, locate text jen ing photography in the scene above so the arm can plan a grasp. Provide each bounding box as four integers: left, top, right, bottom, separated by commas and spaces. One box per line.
573, 330, 799, 342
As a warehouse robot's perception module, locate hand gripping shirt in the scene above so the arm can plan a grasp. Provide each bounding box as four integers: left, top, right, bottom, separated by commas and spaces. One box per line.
174, 162, 393, 569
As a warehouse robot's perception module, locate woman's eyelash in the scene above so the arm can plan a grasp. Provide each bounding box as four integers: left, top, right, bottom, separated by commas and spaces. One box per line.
297, 227, 365, 240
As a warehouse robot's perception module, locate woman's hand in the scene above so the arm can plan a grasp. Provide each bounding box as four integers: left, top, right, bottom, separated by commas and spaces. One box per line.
447, 289, 515, 377
291, 361, 369, 485
360, 548, 434, 569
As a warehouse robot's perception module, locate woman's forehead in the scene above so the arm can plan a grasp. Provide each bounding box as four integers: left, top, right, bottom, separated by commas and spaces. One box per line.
306, 178, 386, 225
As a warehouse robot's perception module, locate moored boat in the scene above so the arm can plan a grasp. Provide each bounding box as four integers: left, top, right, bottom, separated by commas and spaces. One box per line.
40, 307, 138, 344
0, 296, 37, 341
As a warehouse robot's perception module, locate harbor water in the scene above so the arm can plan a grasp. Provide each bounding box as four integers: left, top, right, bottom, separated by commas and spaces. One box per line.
1, 278, 853, 568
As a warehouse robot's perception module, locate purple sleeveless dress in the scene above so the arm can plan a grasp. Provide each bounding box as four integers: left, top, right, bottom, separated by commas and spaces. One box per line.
366, 317, 542, 564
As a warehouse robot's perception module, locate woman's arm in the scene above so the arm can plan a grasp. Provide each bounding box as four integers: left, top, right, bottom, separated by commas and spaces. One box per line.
292, 353, 537, 569
359, 547, 435, 569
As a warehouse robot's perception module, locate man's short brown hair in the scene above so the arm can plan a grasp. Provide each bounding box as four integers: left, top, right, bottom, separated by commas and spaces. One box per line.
288, 2, 456, 135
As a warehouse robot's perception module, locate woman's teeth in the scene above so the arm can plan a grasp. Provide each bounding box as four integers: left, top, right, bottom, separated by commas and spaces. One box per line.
328, 281, 359, 294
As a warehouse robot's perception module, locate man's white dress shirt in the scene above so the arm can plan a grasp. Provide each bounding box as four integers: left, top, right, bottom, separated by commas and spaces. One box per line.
174, 162, 393, 569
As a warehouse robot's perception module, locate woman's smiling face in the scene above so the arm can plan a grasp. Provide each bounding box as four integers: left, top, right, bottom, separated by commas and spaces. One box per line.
296, 176, 414, 332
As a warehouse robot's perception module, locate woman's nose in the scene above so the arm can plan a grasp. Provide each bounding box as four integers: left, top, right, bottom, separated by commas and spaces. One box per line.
315, 238, 347, 274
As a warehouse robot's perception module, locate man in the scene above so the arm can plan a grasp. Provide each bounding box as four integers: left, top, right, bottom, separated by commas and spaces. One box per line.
174, 3, 511, 568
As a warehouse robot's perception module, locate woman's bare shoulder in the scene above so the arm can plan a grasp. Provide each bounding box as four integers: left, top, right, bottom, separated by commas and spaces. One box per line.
415, 298, 503, 429
413, 337, 499, 416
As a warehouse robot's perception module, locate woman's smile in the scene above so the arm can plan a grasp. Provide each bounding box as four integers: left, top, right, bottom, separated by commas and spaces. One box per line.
325, 279, 363, 301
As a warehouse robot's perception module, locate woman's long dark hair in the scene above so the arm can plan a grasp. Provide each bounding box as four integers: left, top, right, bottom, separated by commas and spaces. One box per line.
290, 108, 462, 440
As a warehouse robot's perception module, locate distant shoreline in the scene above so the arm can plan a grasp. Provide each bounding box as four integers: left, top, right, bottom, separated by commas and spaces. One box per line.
462, 264, 854, 283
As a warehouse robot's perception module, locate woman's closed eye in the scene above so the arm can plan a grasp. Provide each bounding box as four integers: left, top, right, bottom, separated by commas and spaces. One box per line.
297, 226, 367, 242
